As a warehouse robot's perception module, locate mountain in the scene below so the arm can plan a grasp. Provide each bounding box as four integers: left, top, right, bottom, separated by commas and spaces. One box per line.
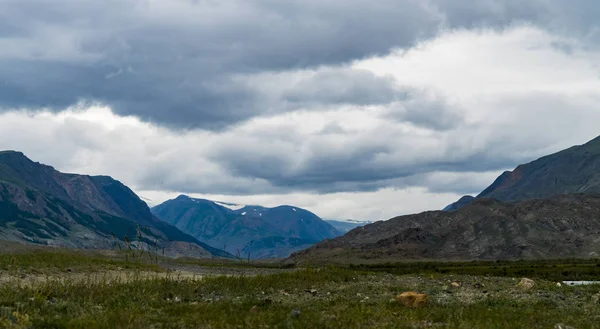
151, 196, 341, 258
446, 135, 600, 210
0, 151, 229, 258
442, 195, 475, 211
289, 194, 600, 263
325, 220, 373, 233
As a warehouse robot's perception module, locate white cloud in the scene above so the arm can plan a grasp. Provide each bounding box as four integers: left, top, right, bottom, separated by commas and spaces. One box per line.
357, 26, 600, 96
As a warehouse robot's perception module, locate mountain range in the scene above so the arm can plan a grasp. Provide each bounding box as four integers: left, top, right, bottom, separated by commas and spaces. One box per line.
151, 196, 341, 258
0, 151, 229, 258
290, 135, 600, 263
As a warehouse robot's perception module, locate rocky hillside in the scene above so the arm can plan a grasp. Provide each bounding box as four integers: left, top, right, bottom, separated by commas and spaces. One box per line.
442, 195, 475, 211
0, 151, 229, 258
480, 136, 600, 200
446, 135, 600, 210
290, 194, 600, 263
152, 195, 341, 258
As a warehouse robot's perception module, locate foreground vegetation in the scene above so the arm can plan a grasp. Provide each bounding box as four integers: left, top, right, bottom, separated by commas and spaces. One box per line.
0, 249, 599, 328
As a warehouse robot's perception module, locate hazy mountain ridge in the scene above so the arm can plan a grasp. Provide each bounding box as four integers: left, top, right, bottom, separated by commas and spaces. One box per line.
152, 195, 341, 258
0, 151, 229, 258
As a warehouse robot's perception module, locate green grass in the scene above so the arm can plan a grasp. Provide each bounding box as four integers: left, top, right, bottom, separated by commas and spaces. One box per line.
172, 256, 294, 269
0, 250, 163, 274
0, 252, 599, 328
349, 258, 600, 281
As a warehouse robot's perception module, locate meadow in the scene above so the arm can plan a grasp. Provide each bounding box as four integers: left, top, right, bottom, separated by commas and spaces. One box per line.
0, 247, 599, 328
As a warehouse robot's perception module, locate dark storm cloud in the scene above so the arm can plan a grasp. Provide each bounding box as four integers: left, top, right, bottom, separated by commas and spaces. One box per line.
0, 0, 443, 129
2, 0, 599, 129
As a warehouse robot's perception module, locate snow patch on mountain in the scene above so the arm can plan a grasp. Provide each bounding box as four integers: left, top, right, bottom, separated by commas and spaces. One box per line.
214, 201, 246, 211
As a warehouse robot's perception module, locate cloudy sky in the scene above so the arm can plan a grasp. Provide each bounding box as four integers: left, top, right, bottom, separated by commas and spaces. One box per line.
2, 0, 600, 221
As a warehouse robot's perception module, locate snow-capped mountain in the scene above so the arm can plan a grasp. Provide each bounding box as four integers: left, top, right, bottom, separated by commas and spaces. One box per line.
151, 196, 342, 258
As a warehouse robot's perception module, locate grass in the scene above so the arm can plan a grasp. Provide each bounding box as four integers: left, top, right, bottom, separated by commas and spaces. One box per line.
172, 256, 294, 269
348, 258, 600, 281
0, 249, 163, 274
0, 251, 599, 328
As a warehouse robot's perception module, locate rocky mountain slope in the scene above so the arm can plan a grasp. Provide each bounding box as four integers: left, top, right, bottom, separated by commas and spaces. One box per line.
446, 135, 600, 210
290, 194, 600, 263
152, 195, 341, 258
325, 220, 373, 233
442, 195, 475, 211
0, 151, 229, 258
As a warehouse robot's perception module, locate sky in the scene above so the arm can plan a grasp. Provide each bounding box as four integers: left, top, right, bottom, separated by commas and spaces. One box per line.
2, 0, 600, 221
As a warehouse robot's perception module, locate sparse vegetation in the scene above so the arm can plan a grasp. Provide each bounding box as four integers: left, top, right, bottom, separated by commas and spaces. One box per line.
0, 250, 599, 328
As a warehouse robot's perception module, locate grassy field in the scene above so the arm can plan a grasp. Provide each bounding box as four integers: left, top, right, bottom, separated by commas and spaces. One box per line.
0, 249, 599, 328
348, 258, 600, 282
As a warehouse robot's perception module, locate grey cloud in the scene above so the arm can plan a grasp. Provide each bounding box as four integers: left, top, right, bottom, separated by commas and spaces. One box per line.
0, 0, 443, 129
319, 123, 348, 135
207, 132, 506, 195
2, 0, 599, 129
550, 41, 575, 55
208, 145, 516, 194
435, 0, 600, 42
3, 89, 600, 198
383, 92, 464, 130
280, 69, 406, 107
240, 68, 409, 113
203, 90, 600, 195
433, 0, 543, 28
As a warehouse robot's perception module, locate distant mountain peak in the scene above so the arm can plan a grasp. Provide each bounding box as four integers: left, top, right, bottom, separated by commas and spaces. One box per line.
152, 197, 341, 258
0, 150, 25, 156
0, 150, 38, 166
